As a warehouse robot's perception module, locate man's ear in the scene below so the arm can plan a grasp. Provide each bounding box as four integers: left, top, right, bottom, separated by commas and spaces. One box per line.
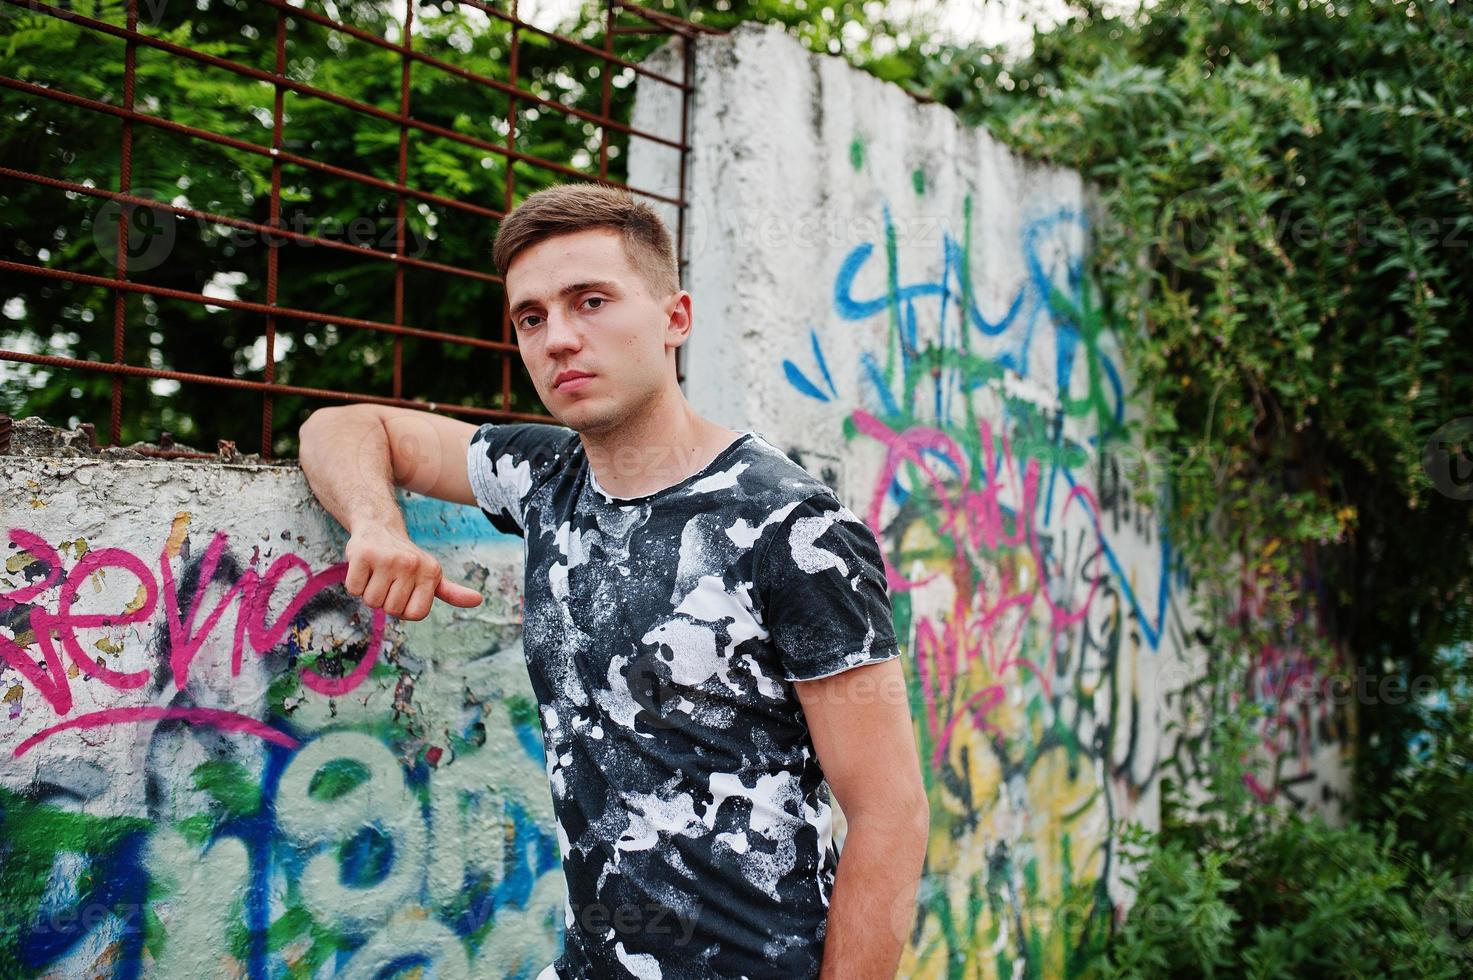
664, 290, 694, 350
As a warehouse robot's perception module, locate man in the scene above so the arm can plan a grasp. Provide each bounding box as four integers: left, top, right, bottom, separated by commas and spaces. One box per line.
298, 183, 929, 979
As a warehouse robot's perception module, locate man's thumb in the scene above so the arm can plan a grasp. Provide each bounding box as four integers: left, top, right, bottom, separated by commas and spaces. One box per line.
435, 577, 484, 608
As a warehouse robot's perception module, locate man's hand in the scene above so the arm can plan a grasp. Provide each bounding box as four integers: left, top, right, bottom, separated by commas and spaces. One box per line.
344, 524, 483, 621
299, 404, 487, 621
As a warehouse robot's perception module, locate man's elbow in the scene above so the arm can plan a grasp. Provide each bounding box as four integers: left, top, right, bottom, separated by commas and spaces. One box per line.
897, 780, 931, 851
892, 761, 931, 832
848, 784, 930, 843
300, 405, 376, 455
299, 404, 340, 443
891, 792, 930, 873
302, 403, 365, 432
908, 790, 931, 843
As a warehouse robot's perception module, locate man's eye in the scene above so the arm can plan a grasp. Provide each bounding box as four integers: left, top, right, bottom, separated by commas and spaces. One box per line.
519, 315, 542, 330
583, 297, 605, 310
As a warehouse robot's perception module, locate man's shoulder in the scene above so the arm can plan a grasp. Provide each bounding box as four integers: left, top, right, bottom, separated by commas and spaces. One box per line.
726, 432, 842, 512
699, 433, 856, 562
469, 421, 578, 462
469, 421, 581, 495
466, 422, 580, 533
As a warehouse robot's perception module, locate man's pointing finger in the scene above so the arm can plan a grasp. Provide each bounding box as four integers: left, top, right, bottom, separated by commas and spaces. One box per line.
436, 578, 484, 608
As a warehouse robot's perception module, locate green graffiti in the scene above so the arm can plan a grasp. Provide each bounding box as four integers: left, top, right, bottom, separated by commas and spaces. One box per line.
817, 194, 1143, 977
193, 760, 262, 818
0, 787, 151, 975
308, 759, 372, 802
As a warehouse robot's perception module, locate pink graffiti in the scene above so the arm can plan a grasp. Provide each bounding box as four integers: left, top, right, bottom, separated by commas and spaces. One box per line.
851, 411, 1105, 767
1228, 568, 1349, 807
0, 526, 386, 756
1250, 642, 1327, 768
13, 706, 300, 758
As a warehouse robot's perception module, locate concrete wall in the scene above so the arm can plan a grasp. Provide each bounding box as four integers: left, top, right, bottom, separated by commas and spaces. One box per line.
632, 23, 1352, 978
0, 22, 1353, 980
0, 443, 562, 977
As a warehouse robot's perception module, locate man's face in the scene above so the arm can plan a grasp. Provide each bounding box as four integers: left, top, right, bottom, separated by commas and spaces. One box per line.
505, 227, 687, 434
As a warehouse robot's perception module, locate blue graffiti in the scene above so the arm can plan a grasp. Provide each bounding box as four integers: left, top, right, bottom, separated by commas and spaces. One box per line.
783, 198, 1181, 650
794, 204, 1126, 437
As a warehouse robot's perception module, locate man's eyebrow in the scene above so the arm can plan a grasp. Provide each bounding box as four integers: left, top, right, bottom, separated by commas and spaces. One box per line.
509, 280, 619, 318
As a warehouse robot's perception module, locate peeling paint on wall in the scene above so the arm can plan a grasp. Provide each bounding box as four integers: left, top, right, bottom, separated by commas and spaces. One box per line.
0, 458, 561, 978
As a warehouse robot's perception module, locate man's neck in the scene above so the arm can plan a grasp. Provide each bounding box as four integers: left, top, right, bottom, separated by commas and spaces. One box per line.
578, 385, 742, 500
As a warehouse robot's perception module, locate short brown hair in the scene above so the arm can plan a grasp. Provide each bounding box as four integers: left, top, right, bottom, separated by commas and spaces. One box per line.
492, 183, 679, 298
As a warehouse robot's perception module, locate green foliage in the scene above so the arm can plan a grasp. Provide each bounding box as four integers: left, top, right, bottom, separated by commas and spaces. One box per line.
853, 0, 1473, 823
1045, 0, 1470, 789
1107, 827, 1239, 977
1109, 707, 1473, 977
0, 0, 930, 455
1368, 642, 1473, 877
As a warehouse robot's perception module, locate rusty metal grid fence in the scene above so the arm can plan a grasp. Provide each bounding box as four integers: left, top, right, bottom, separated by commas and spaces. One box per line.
0, 0, 716, 460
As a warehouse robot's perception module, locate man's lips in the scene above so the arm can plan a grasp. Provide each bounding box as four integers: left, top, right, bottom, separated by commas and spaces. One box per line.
554, 371, 595, 390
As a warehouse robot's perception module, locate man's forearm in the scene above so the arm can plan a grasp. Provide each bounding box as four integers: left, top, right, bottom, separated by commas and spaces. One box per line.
298, 405, 406, 535
819, 810, 928, 979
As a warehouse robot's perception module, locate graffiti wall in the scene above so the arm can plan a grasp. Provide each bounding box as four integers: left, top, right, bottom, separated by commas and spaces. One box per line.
0, 23, 1355, 980
0, 449, 562, 977
632, 23, 1353, 978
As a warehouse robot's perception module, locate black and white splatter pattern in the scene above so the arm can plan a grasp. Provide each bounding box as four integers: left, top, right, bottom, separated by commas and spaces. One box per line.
467, 423, 900, 979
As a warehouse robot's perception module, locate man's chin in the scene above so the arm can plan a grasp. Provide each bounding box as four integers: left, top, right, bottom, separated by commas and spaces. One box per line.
548, 402, 618, 435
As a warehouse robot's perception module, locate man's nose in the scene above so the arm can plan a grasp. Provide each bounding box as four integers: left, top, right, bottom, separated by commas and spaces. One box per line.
543, 309, 582, 355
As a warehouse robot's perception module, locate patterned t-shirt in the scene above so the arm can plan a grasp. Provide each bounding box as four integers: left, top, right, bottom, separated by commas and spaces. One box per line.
466, 422, 901, 980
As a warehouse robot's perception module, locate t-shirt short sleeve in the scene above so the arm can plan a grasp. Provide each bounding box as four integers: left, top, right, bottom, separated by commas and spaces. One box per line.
759, 491, 902, 682
466, 422, 575, 536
